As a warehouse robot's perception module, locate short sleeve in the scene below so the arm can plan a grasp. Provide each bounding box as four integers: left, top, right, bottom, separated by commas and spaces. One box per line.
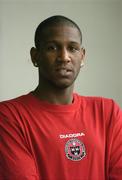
0, 103, 39, 180
108, 101, 122, 180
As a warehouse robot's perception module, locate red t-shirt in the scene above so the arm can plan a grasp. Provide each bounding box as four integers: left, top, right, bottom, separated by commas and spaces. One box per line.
0, 93, 122, 180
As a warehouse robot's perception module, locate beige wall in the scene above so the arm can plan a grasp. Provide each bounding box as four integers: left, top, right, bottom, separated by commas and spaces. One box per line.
0, 0, 122, 107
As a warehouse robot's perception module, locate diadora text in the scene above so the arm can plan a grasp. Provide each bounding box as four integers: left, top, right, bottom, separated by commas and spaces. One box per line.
59, 132, 85, 139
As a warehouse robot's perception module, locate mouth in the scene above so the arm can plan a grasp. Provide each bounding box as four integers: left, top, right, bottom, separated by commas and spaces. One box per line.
55, 66, 73, 71
55, 67, 73, 77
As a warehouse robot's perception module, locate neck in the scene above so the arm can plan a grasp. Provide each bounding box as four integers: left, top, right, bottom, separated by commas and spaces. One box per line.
32, 83, 74, 105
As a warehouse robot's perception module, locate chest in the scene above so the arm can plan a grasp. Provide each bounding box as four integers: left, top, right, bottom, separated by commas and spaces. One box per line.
21, 109, 106, 162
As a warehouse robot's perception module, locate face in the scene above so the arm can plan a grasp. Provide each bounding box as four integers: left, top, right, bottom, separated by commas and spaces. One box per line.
31, 25, 85, 89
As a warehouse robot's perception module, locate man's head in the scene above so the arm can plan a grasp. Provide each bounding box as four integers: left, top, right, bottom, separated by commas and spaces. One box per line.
31, 15, 85, 89
34, 15, 82, 50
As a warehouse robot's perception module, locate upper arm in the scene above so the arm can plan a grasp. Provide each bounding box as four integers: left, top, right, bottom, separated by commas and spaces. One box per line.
108, 102, 122, 180
0, 104, 39, 180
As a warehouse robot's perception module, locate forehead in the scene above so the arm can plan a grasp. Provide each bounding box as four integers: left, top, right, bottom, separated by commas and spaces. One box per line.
41, 25, 81, 44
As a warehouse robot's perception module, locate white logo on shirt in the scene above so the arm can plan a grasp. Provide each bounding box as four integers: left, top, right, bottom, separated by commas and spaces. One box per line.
59, 132, 85, 139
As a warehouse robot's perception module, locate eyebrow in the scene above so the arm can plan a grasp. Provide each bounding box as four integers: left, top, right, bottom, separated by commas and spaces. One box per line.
42, 40, 81, 45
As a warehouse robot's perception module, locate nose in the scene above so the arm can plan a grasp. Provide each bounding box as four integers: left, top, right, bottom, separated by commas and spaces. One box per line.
57, 48, 71, 63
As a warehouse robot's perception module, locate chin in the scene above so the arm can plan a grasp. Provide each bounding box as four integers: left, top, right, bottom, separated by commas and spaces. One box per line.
56, 84, 72, 89
52, 80, 74, 89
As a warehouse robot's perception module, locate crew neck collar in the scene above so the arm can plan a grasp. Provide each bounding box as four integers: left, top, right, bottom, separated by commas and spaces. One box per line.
28, 92, 80, 112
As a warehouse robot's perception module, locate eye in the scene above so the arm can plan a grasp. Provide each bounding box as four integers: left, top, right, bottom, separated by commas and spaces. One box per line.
68, 45, 80, 52
46, 44, 57, 51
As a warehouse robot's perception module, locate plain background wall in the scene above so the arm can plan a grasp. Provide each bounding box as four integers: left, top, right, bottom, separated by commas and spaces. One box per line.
0, 0, 122, 107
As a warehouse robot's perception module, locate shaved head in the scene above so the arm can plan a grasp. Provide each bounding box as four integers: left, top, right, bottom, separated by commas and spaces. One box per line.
34, 15, 82, 49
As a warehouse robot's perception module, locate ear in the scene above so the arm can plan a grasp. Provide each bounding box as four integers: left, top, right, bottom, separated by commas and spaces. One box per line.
80, 47, 86, 65
30, 47, 40, 67
81, 47, 85, 60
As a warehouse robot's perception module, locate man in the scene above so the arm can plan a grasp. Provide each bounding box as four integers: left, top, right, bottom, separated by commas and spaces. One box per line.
0, 15, 122, 180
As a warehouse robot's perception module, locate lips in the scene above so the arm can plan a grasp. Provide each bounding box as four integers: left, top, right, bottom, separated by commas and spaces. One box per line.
55, 67, 73, 76
55, 66, 73, 72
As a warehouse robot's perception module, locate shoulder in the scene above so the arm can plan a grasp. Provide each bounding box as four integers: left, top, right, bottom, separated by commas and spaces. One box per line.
75, 93, 115, 106
0, 93, 32, 118
76, 94, 122, 130
75, 93, 121, 117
